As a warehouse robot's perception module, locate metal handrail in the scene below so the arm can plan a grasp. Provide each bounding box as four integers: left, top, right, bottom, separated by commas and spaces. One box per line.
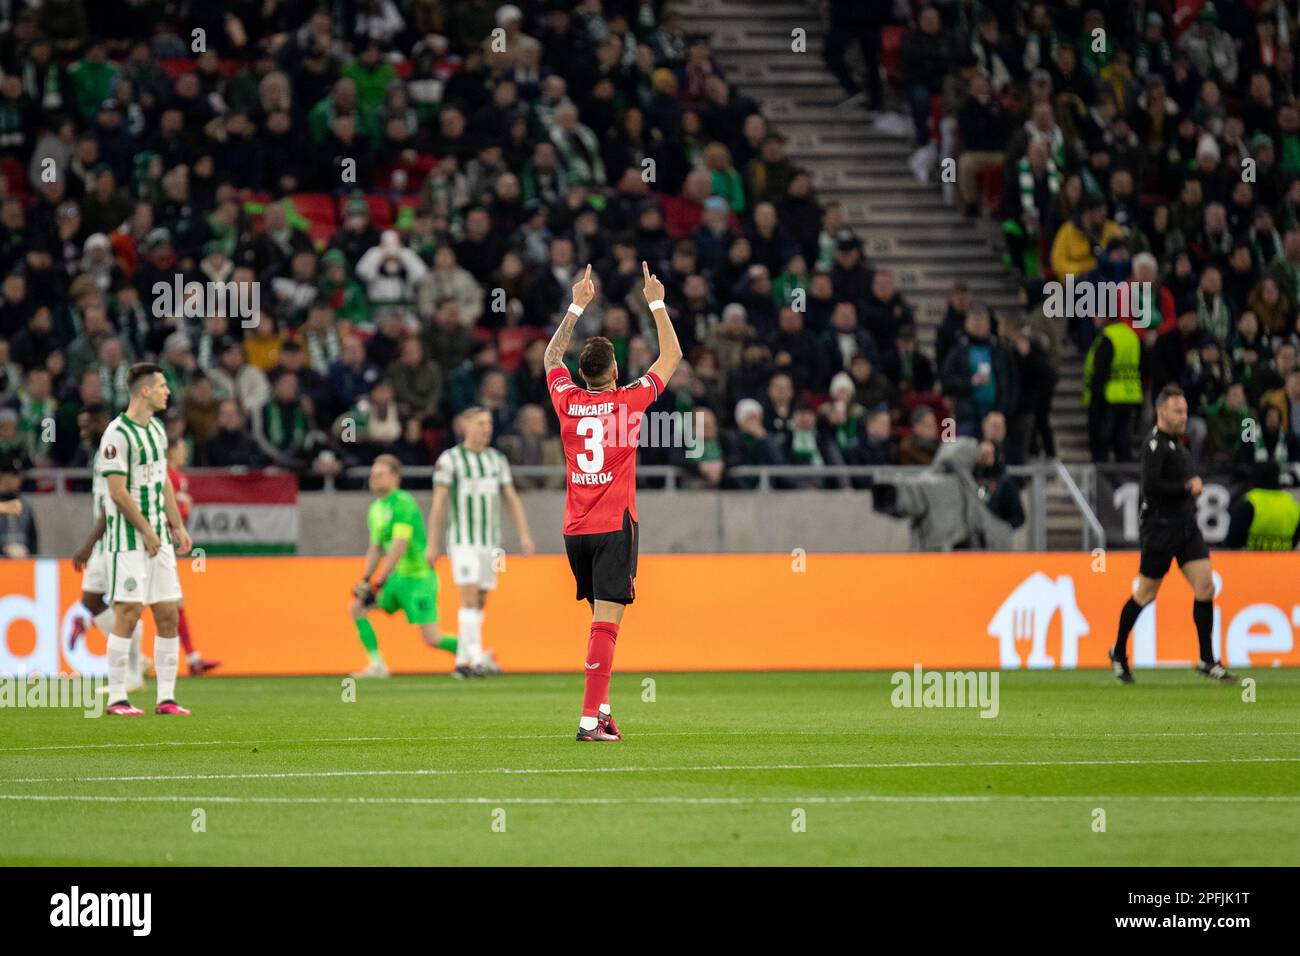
1052, 459, 1106, 551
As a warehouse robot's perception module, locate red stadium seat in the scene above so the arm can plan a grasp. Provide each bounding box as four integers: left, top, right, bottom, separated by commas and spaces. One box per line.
498, 327, 547, 373
290, 192, 336, 226
903, 391, 951, 426
0, 157, 28, 199
364, 194, 394, 229
159, 58, 243, 80
159, 58, 195, 82
288, 193, 338, 248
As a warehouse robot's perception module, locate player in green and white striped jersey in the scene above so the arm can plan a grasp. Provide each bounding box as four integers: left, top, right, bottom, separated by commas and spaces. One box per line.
94, 363, 193, 716
68, 406, 148, 693
428, 407, 535, 675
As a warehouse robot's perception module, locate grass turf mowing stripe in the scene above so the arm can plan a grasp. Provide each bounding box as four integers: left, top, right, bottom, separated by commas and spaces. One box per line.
3, 794, 1299, 806
9, 755, 1300, 784
1, 729, 1295, 755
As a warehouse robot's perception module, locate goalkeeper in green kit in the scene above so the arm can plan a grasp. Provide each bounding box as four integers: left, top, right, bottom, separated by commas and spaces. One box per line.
349, 454, 459, 677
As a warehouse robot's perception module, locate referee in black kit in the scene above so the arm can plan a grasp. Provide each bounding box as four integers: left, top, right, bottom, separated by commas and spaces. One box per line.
1109, 385, 1238, 684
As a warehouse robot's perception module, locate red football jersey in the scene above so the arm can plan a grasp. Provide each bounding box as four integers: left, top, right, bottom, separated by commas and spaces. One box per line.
168, 466, 192, 524
548, 366, 664, 535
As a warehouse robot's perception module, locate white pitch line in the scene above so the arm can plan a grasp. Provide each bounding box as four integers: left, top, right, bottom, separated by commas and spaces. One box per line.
1, 729, 1296, 755
0, 793, 1297, 807
8, 755, 1300, 785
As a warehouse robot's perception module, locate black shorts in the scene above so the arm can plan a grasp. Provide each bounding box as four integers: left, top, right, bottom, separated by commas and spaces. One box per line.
564, 509, 639, 605
1139, 519, 1210, 579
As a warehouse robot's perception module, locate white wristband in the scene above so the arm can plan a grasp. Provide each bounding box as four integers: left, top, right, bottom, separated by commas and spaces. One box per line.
567, 303, 584, 317
647, 299, 665, 312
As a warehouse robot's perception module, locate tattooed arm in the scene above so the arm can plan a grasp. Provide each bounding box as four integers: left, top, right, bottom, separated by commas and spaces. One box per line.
544, 264, 595, 372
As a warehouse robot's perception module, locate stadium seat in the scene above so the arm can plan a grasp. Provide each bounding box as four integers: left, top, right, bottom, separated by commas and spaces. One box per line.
159, 58, 194, 82
497, 327, 547, 373
364, 194, 395, 229
904, 391, 951, 425
0, 157, 28, 200
288, 193, 338, 246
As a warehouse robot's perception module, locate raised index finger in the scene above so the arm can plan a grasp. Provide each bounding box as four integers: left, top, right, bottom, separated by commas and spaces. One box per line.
642, 260, 651, 282
584, 263, 592, 283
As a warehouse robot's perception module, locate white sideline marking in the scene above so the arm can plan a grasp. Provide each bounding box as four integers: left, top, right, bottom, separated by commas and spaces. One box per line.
0, 729, 1295, 755
0, 793, 1297, 806
8, 755, 1300, 785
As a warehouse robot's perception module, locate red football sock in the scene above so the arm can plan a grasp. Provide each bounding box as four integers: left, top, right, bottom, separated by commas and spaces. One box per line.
582, 622, 619, 718
178, 607, 194, 656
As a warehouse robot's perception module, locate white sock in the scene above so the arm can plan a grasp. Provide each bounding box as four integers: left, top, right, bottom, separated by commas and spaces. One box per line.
457, 608, 483, 666
107, 634, 133, 702
154, 636, 180, 704
579, 715, 599, 731
128, 623, 143, 683
71, 601, 93, 623
599, 703, 610, 716
93, 607, 116, 636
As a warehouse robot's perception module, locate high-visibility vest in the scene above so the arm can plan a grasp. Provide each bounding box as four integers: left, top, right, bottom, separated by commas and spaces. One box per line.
1083, 322, 1142, 407
1245, 489, 1300, 551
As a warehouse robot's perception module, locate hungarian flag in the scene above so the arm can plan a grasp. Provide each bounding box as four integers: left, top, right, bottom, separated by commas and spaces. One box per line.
186, 472, 299, 555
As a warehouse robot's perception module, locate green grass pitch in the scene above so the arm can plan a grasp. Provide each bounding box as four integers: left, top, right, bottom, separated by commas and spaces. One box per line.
1, 670, 1296, 866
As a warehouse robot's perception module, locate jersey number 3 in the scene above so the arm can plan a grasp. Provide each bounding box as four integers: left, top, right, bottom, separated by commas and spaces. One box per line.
576, 416, 605, 473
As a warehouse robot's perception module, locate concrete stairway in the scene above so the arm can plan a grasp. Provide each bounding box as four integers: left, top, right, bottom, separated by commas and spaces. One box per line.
682, 0, 1092, 548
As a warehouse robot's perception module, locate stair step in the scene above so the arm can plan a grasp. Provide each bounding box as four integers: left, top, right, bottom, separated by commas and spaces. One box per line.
695, 1, 1096, 479
687, 0, 813, 19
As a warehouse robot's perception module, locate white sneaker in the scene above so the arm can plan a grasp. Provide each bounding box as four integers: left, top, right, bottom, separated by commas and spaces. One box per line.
350, 661, 390, 678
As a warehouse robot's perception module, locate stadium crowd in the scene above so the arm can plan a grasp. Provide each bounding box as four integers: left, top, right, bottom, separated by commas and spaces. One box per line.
0, 0, 947, 498
0, 0, 1298, 514
873, 0, 1300, 468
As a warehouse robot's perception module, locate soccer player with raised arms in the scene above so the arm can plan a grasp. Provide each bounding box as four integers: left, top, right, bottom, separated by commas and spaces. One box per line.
96, 363, 193, 716
544, 262, 682, 740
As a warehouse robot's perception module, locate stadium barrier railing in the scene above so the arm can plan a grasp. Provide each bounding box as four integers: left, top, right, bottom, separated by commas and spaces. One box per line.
25, 460, 1107, 550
